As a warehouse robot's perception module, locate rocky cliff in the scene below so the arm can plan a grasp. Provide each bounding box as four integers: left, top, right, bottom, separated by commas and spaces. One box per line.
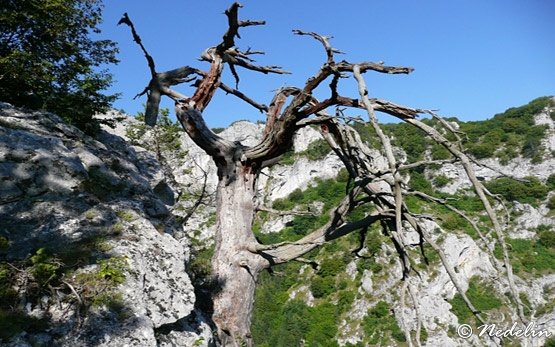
0, 103, 211, 346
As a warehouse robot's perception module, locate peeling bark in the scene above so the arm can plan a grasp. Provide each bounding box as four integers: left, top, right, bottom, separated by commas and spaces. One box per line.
210, 161, 265, 346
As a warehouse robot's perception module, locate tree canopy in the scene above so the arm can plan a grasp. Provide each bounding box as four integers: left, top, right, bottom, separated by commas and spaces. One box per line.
0, 0, 118, 133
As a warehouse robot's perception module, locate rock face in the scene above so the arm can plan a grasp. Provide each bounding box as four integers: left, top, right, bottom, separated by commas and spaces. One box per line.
0, 103, 208, 346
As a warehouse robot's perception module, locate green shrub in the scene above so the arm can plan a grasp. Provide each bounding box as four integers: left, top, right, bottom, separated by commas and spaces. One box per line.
189, 245, 215, 280
30, 248, 61, 285
484, 176, 549, 205
117, 210, 136, 222
409, 171, 433, 194
97, 257, 127, 285
547, 174, 555, 189
310, 276, 335, 298
363, 301, 405, 344
252, 266, 341, 347
495, 238, 555, 274
430, 143, 451, 160
547, 195, 555, 211
459, 97, 552, 161
433, 174, 452, 188
467, 143, 496, 159
449, 277, 502, 324
440, 213, 466, 231
538, 227, 555, 249
337, 290, 355, 314
318, 258, 347, 278
304, 139, 332, 160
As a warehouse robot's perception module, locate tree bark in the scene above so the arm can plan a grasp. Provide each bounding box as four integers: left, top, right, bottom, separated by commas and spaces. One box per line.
210, 160, 266, 346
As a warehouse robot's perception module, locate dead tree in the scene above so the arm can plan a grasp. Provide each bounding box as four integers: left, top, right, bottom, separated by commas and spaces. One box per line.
120, 3, 524, 346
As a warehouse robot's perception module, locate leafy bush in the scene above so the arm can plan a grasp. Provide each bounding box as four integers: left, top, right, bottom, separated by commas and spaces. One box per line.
409, 171, 433, 194
363, 301, 405, 344
433, 174, 452, 188
0, 0, 119, 134
495, 238, 555, 274
547, 195, 555, 211
30, 248, 61, 285
449, 277, 502, 324
547, 174, 555, 189
304, 139, 332, 161
252, 265, 342, 347
310, 276, 335, 298
318, 257, 347, 278
430, 143, 451, 160
484, 176, 549, 205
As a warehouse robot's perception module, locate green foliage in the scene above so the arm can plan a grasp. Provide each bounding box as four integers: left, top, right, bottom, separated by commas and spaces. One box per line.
484, 176, 549, 206
278, 149, 296, 165
111, 222, 124, 235
260, 177, 348, 244
547, 174, 555, 190
460, 97, 552, 161
30, 248, 61, 285
117, 210, 136, 222
310, 276, 335, 298
433, 174, 451, 188
336, 290, 355, 314
253, 294, 340, 347
430, 143, 451, 160
409, 171, 433, 194
363, 301, 405, 344
449, 193, 484, 213
277, 139, 332, 166
382, 122, 428, 162
0, 0, 119, 134
126, 122, 148, 143
545, 337, 555, 347
449, 277, 502, 324
304, 139, 332, 161
496, 237, 555, 275
153, 108, 183, 151
547, 195, 555, 212
253, 238, 358, 346
189, 244, 214, 280
0, 245, 128, 340
318, 257, 347, 278
127, 107, 185, 154
538, 226, 555, 248
211, 127, 225, 134
97, 257, 127, 285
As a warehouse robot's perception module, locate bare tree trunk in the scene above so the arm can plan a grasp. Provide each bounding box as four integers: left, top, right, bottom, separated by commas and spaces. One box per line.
210, 162, 266, 346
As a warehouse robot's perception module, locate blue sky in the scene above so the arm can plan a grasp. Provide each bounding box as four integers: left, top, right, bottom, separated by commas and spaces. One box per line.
98, 1, 554, 127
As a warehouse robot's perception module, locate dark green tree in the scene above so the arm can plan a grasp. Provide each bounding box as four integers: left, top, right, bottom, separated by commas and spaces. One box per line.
0, 0, 118, 133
